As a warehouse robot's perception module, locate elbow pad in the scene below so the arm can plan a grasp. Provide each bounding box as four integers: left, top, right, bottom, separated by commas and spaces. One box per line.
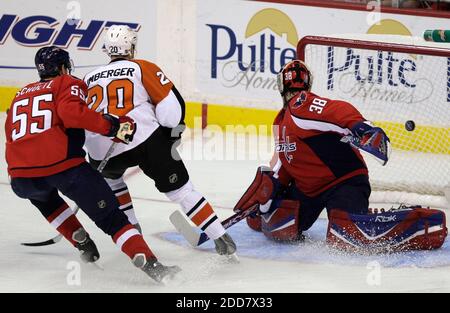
156, 91, 182, 128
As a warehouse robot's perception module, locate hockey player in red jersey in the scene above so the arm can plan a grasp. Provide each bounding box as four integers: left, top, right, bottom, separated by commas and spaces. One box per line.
236, 60, 447, 252
5, 46, 180, 283
236, 60, 391, 242
84, 25, 236, 257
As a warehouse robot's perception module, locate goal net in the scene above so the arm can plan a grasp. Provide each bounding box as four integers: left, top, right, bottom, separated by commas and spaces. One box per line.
297, 35, 450, 208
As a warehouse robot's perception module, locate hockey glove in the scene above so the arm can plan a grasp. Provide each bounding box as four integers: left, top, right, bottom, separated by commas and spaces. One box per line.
234, 166, 279, 214
342, 121, 391, 165
103, 114, 137, 144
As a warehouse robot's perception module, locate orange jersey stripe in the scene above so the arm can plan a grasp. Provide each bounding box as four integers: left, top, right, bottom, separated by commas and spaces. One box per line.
117, 192, 132, 206
191, 203, 215, 226
131, 59, 173, 105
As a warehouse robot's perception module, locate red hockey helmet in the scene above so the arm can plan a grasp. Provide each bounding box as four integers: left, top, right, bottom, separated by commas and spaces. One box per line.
277, 60, 313, 97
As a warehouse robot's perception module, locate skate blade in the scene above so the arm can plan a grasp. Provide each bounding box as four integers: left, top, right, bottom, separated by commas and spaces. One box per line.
226, 253, 240, 264
160, 269, 183, 286
91, 261, 105, 271
160, 275, 173, 286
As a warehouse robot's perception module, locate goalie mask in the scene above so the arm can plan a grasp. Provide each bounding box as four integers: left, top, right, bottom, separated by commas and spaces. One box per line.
277, 60, 313, 99
103, 25, 137, 57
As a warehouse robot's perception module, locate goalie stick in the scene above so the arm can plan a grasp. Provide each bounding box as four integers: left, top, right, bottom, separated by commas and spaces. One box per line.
21, 142, 119, 247
170, 204, 259, 247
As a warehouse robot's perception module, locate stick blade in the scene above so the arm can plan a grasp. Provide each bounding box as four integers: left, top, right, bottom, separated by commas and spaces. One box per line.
21, 235, 63, 247
169, 210, 203, 247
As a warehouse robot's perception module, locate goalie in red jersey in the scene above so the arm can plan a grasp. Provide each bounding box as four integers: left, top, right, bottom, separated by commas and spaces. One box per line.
235, 60, 447, 251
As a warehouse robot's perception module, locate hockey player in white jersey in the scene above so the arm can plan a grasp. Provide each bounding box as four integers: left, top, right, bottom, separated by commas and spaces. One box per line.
84, 25, 236, 261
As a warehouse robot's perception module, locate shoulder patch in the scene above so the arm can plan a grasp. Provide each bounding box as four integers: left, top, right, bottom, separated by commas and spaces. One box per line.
291, 91, 308, 109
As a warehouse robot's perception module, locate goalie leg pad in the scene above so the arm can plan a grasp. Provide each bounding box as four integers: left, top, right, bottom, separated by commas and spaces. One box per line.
261, 200, 301, 241
327, 207, 448, 252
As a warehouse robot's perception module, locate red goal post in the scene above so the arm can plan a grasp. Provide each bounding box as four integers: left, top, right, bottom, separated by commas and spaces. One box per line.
297, 35, 450, 61
297, 35, 450, 208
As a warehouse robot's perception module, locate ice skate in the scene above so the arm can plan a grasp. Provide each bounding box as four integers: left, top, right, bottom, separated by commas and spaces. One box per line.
214, 233, 238, 262
73, 228, 100, 263
132, 254, 181, 284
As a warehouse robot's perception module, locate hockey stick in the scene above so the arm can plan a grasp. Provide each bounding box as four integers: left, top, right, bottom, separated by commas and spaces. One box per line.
169, 204, 259, 247
21, 142, 119, 247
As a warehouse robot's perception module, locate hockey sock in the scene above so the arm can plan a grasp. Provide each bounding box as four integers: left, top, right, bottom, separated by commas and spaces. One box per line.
182, 191, 226, 240
113, 224, 155, 260
107, 178, 139, 226
46, 203, 84, 246
115, 188, 138, 225
166, 181, 226, 240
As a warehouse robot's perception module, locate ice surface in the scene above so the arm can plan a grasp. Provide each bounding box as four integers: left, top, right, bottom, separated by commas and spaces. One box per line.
1, 113, 450, 293
162, 219, 450, 269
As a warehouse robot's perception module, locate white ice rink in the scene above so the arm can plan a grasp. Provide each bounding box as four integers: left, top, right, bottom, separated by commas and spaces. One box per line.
1, 113, 450, 293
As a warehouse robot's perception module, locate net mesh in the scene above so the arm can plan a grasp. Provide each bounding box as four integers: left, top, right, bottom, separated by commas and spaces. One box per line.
299, 36, 450, 200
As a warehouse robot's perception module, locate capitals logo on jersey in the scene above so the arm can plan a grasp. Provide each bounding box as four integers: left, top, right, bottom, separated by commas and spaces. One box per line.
276, 126, 297, 163
276, 142, 297, 153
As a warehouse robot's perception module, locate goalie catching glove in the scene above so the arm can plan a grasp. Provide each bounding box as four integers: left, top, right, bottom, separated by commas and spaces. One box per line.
103, 114, 137, 144
234, 166, 279, 214
235, 166, 302, 242
342, 121, 391, 165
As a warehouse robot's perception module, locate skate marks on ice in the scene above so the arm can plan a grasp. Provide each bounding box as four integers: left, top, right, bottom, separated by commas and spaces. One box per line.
158, 219, 450, 269
156, 249, 241, 287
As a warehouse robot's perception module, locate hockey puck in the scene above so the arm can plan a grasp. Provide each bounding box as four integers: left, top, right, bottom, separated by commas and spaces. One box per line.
405, 120, 415, 131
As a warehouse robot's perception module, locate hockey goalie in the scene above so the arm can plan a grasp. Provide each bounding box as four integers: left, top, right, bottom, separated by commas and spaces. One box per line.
235, 60, 447, 253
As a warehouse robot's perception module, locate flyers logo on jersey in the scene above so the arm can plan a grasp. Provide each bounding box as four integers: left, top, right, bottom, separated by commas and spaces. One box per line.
0, 14, 140, 49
